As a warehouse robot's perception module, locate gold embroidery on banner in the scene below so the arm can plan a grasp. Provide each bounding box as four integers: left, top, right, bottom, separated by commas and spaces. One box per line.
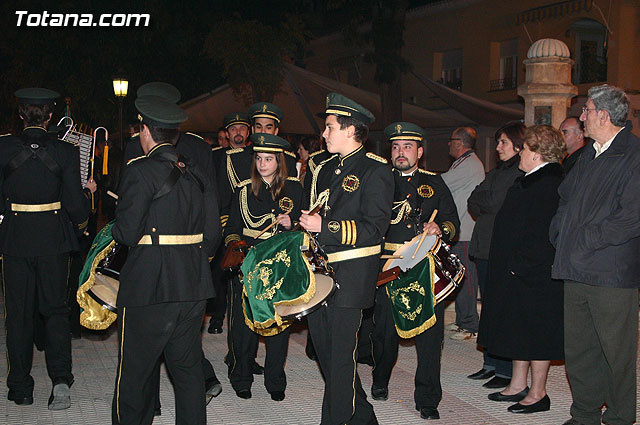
342, 174, 360, 192
417, 185, 434, 198
245, 250, 291, 301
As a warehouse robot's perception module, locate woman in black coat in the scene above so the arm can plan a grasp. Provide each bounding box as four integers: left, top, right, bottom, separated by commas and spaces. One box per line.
477, 125, 566, 414
467, 121, 525, 388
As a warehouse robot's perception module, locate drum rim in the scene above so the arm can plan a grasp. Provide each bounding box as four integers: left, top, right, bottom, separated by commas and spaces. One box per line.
277, 274, 337, 320
86, 287, 118, 313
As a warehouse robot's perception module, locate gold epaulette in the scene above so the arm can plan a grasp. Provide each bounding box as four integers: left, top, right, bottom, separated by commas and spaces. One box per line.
227, 148, 244, 155
237, 179, 251, 187
366, 152, 388, 164
126, 155, 146, 166
287, 176, 300, 182
309, 149, 326, 158
284, 150, 296, 158
185, 131, 204, 141
418, 168, 437, 175
211, 145, 224, 152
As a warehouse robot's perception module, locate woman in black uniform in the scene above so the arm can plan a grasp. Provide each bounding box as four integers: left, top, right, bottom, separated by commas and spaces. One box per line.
224, 133, 303, 402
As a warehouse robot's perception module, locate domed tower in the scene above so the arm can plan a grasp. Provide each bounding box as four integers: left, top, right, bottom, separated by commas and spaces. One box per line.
517, 38, 578, 128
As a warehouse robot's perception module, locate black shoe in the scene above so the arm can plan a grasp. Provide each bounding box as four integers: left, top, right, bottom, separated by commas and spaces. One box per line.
235, 389, 251, 399
8, 392, 33, 406
467, 368, 495, 380
488, 387, 529, 402
419, 407, 440, 420
508, 395, 550, 413
154, 408, 161, 416
371, 386, 388, 401
205, 379, 222, 405
270, 391, 285, 401
482, 376, 511, 389
208, 320, 223, 334
251, 361, 264, 375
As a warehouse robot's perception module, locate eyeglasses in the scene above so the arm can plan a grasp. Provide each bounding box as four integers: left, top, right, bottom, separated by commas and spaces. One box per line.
581, 107, 597, 114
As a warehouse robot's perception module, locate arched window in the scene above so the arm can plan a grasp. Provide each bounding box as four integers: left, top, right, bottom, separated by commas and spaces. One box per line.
570, 18, 607, 84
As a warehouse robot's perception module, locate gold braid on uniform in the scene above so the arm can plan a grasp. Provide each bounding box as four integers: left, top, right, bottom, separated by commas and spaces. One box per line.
239, 186, 277, 235
310, 154, 336, 206
226, 155, 241, 190
309, 189, 330, 214
390, 199, 412, 225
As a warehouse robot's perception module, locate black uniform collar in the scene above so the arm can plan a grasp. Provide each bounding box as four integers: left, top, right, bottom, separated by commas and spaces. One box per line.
337, 144, 364, 166
22, 126, 48, 138
146, 142, 173, 157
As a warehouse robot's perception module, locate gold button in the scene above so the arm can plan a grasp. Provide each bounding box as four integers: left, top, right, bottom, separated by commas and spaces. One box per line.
407, 224, 412, 228
54, 211, 58, 214
335, 169, 341, 175
152, 227, 157, 232
14, 213, 17, 216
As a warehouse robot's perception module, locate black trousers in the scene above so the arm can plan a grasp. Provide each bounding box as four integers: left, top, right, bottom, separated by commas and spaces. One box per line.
151, 350, 220, 411
308, 304, 375, 425
371, 287, 445, 408
206, 244, 226, 323
228, 277, 289, 393
3, 253, 73, 397
112, 300, 206, 425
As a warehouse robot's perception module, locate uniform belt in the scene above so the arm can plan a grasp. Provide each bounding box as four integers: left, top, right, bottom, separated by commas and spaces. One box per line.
242, 228, 272, 240
384, 242, 405, 252
137, 233, 203, 245
326, 245, 381, 263
11, 201, 61, 212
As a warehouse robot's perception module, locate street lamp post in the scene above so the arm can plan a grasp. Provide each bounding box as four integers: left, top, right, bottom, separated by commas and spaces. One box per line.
112, 76, 128, 149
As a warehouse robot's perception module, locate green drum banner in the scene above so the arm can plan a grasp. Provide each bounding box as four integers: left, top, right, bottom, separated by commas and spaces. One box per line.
240, 231, 315, 333
386, 253, 436, 338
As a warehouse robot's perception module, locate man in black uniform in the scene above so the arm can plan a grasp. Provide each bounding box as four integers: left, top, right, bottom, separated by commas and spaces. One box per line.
369, 122, 459, 420
112, 96, 220, 425
0, 88, 93, 409
300, 93, 393, 425
122, 82, 223, 409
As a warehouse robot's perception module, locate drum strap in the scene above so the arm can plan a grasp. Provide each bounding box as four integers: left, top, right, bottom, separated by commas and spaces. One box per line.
153, 153, 204, 200
3, 136, 62, 180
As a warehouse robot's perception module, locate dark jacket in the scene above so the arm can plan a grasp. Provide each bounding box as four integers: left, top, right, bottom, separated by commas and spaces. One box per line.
468, 155, 523, 260
550, 122, 640, 288
478, 163, 564, 360
113, 143, 220, 307
224, 177, 304, 247
562, 144, 586, 175
0, 126, 91, 256
384, 168, 459, 250
309, 146, 393, 309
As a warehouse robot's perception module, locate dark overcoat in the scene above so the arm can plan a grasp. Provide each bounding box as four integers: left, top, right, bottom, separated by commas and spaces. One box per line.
477, 162, 564, 360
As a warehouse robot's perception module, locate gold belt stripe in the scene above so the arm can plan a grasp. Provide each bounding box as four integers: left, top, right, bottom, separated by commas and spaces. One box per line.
138, 233, 203, 245
11, 201, 61, 212
326, 245, 381, 263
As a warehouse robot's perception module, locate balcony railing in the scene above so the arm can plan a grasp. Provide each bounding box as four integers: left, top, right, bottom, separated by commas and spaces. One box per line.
489, 77, 517, 91
438, 78, 462, 91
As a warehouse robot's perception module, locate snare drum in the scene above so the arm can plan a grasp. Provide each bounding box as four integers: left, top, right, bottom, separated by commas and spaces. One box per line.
275, 234, 336, 320
383, 233, 465, 304
88, 243, 128, 312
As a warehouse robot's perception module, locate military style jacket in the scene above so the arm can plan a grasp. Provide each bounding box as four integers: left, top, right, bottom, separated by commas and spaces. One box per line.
224, 177, 303, 248
0, 126, 90, 256
113, 143, 220, 307
220, 147, 299, 224
308, 145, 393, 309
384, 168, 460, 253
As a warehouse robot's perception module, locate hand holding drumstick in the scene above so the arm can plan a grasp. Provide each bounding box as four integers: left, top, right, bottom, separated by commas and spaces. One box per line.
413, 209, 438, 259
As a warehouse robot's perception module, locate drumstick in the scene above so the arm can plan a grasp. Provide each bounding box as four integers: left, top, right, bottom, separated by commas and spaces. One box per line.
254, 217, 283, 240
412, 209, 438, 260
380, 254, 404, 260
107, 190, 119, 200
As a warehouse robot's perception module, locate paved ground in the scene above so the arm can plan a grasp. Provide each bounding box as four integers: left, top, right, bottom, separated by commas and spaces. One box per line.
0, 301, 638, 425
